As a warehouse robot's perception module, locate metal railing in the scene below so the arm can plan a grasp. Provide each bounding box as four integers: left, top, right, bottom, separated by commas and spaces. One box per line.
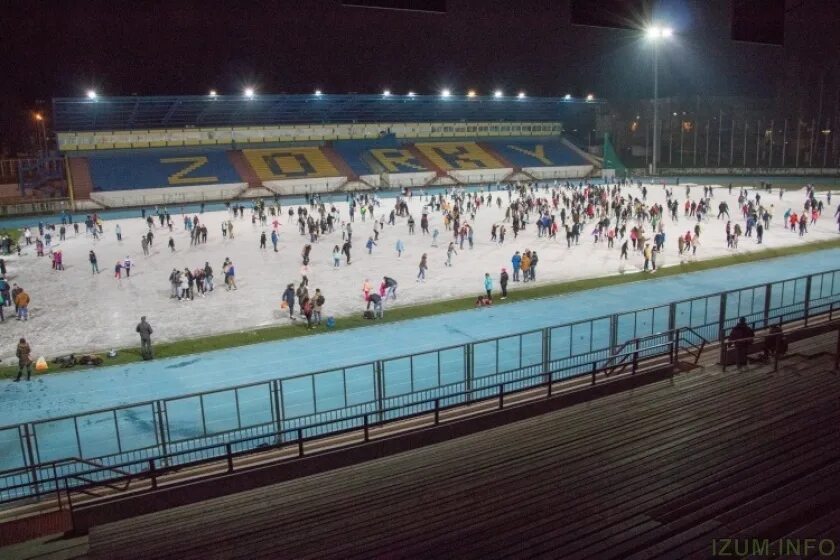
6, 331, 680, 508
0, 198, 73, 217
53, 318, 840, 516
1, 267, 839, 505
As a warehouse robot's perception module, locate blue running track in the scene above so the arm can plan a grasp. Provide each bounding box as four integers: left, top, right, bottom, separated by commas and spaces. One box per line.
1, 248, 838, 475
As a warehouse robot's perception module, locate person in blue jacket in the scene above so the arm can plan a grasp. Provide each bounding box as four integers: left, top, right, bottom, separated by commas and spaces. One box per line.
282, 283, 296, 319
0, 276, 9, 312
270, 229, 279, 252
511, 251, 522, 282
483, 272, 493, 299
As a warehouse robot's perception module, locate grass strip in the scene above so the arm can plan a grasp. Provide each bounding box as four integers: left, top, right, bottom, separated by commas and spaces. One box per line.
2, 237, 839, 380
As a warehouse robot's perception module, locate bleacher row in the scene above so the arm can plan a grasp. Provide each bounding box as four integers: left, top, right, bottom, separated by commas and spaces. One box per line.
82, 334, 840, 559
76, 137, 590, 193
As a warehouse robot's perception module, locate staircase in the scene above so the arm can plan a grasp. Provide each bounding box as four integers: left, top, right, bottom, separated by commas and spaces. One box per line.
67, 157, 94, 201
477, 142, 516, 170
226, 150, 261, 188
321, 142, 358, 181
561, 138, 602, 167
406, 144, 443, 174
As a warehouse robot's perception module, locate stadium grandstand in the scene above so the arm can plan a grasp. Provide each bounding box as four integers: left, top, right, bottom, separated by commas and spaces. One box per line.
35, 94, 601, 210
3, 1, 840, 557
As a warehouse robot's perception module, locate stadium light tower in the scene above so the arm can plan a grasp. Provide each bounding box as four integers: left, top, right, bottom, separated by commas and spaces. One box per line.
407, 91, 416, 97
646, 24, 674, 175
314, 89, 322, 96
494, 90, 503, 98
441, 89, 451, 98
86, 89, 97, 100
244, 87, 255, 99
383, 89, 391, 97
33, 113, 47, 153
467, 90, 476, 98
209, 90, 218, 98
564, 93, 572, 100
517, 91, 526, 99
586, 93, 595, 101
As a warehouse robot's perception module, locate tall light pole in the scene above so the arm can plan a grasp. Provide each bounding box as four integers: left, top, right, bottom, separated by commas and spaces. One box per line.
646, 25, 673, 176
34, 113, 47, 154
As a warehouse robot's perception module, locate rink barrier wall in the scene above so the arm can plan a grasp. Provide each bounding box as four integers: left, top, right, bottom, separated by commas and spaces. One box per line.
382, 171, 437, 188
0, 198, 76, 217
522, 165, 593, 179
1, 268, 839, 504
630, 167, 840, 177
358, 174, 381, 188
448, 168, 513, 184
90, 183, 247, 207
263, 177, 347, 196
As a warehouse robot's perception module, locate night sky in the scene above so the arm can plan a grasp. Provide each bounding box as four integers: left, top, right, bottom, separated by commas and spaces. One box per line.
1, 0, 838, 153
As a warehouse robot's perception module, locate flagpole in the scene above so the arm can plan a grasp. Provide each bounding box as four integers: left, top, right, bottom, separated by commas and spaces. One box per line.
768, 119, 775, 167
693, 119, 698, 166
743, 121, 748, 168
795, 118, 801, 167
781, 119, 787, 166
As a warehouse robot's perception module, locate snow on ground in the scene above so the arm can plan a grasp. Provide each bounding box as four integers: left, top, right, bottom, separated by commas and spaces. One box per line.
0, 184, 836, 361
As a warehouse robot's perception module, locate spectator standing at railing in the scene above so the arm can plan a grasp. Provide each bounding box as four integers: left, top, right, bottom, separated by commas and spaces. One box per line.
729, 317, 755, 369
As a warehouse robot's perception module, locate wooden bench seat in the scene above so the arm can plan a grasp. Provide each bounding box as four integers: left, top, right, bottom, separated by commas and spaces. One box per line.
82, 347, 840, 560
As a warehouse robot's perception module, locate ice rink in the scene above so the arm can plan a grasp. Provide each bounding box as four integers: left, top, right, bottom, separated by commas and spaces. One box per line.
0, 182, 835, 362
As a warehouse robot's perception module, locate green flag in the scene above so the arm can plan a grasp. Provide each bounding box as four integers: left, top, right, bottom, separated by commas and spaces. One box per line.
602, 133, 627, 177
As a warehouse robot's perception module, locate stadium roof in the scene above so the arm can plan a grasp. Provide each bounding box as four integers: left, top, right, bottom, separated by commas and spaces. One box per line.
51, 94, 602, 132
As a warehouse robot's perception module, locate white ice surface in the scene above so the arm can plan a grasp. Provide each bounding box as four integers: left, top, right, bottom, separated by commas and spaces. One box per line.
0, 184, 835, 361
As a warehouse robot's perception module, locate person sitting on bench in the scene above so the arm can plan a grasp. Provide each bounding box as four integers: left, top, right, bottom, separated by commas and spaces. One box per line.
763, 324, 787, 359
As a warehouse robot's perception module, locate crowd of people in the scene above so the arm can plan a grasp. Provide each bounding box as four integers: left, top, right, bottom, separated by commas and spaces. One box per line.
2, 179, 837, 377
